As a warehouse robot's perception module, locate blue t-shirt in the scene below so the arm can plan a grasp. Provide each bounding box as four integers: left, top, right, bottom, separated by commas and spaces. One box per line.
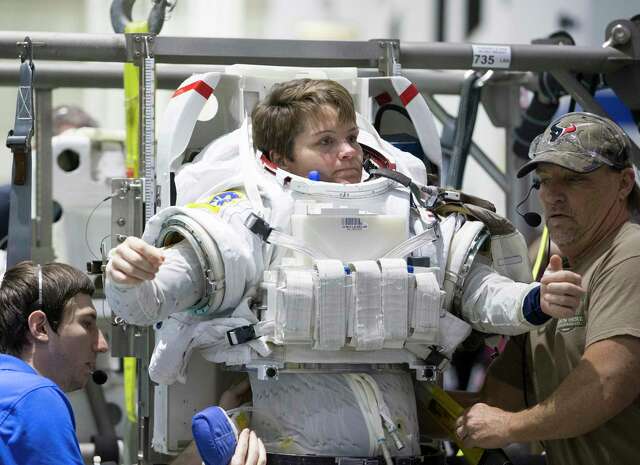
0, 354, 84, 465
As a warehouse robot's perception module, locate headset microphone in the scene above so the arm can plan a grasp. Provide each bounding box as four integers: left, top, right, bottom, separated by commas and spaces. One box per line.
516, 180, 542, 227
91, 370, 108, 385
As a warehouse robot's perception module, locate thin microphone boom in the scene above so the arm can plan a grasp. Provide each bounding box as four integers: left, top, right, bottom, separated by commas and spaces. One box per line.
516, 180, 542, 227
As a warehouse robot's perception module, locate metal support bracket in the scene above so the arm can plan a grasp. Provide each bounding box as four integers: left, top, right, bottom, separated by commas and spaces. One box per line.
410, 346, 450, 382
603, 18, 640, 111
32, 88, 54, 264
109, 177, 145, 359
375, 39, 401, 76
125, 32, 155, 63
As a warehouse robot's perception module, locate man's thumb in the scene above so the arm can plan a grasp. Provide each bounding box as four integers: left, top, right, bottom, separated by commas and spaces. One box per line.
547, 254, 563, 272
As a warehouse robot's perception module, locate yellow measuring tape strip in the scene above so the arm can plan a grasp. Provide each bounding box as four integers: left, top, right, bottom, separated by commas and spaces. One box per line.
123, 21, 148, 178
124, 356, 137, 423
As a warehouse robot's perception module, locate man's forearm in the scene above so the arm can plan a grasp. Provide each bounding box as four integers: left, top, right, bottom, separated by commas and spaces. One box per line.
506, 337, 640, 442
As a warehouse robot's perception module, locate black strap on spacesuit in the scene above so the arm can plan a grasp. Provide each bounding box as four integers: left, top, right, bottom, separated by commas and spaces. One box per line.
226, 324, 257, 345
427, 188, 496, 214
369, 168, 427, 209
5, 37, 35, 267
245, 213, 274, 242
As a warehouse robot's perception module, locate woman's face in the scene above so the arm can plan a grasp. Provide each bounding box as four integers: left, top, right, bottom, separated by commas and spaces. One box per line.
276, 105, 363, 184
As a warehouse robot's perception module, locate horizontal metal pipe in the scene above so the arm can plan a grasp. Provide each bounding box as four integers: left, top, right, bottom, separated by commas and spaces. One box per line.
400, 41, 632, 73
0, 63, 539, 102
1, 31, 633, 75
0, 31, 126, 62
0, 31, 381, 66
0, 62, 225, 89
151, 35, 381, 67
402, 69, 466, 94
0, 62, 476, 95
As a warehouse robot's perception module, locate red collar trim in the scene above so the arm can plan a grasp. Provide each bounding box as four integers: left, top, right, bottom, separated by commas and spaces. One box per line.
260, 153, 278, 175
363, 144, 396, 170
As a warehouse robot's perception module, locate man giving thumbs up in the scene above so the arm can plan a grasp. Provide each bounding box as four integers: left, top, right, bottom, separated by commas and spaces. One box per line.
453, 113, 640, 465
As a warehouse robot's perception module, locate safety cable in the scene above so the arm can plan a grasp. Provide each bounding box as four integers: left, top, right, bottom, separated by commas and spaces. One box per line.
84, 194, 116, 260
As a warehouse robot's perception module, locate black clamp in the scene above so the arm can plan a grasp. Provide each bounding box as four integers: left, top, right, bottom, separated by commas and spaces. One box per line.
227, 325, 257, 346
86, 260, 105, 275
422, 346, 449, 381
245, 213, 273, 243
425, 346, 449, 366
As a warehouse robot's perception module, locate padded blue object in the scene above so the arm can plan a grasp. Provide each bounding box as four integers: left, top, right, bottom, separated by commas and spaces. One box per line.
192, 406, 238, 465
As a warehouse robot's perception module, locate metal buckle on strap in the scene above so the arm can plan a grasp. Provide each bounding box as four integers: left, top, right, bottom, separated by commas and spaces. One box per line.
227, 324, 257, 345
412, 346, 449, 382
245, 213, 273, 242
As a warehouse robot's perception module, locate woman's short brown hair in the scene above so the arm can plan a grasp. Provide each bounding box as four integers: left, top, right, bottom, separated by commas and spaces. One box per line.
0, 261, 94, 356
251, 79, 356, 163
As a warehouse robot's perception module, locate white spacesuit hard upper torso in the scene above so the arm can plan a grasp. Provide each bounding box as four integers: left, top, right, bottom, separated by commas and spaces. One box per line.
105, 122, 540, 458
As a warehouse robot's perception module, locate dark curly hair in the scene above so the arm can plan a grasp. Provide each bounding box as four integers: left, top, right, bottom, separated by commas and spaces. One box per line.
0, 261, 94, 356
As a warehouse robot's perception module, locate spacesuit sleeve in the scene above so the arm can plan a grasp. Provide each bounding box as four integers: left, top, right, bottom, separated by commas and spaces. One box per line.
105, 240, 204, 326
460, 254, 541, 335
105, 193, 266, 326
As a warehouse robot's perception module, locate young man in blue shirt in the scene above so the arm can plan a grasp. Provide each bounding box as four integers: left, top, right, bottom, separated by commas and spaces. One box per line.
0, 261, 109, 464
0, 261, 266, 465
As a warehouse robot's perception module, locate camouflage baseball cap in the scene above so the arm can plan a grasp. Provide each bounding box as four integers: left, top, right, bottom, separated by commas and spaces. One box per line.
517, 112, 632, 178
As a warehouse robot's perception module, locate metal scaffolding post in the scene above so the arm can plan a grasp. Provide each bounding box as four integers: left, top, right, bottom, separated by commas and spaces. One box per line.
32, 88, 54, 264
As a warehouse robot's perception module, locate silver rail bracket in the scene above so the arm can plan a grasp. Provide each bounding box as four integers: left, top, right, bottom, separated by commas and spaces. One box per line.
375, 39, 401, 76
603, 18, 640, 112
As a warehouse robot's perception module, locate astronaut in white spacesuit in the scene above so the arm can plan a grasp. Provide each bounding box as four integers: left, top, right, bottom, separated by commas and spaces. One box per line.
105, 79, 583, 462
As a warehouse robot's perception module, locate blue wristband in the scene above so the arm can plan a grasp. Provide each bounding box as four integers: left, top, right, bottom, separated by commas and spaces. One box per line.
522, 285, 551, 325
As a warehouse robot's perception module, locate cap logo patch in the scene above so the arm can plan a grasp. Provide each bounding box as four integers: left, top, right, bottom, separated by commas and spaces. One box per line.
549, 123, 576, 142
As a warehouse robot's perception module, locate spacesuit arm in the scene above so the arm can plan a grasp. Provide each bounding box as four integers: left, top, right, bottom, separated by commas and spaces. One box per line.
460, 254, 542, 335
105, 240, 204, 326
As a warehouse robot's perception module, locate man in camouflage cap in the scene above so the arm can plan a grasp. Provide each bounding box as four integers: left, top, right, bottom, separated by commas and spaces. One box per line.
454, 112, 640, 465
518, 111, 640, 209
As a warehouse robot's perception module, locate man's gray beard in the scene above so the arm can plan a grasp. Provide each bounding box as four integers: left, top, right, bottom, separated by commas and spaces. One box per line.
548, 225, 578, 250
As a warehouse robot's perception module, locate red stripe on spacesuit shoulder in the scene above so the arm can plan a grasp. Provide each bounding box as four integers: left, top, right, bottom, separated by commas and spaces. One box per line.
399, 84, 418, 107
172, 80, 214, 99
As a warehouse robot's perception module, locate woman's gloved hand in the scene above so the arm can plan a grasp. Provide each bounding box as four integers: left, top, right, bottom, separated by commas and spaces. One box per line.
106, 236, 165, 285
